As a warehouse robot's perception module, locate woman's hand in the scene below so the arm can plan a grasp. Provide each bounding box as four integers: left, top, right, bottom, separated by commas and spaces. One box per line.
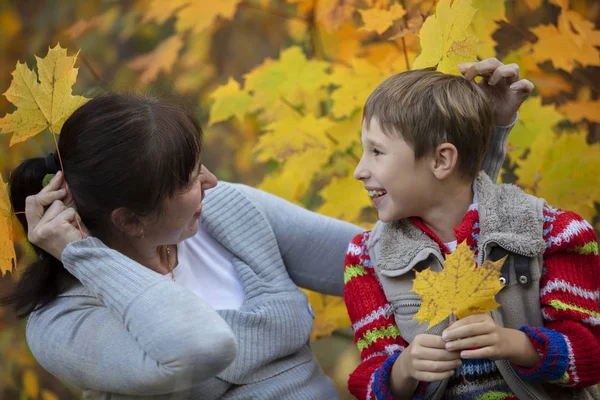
459, 58, 534, 126
442, 313, 540, 368
25, 171, 88, 261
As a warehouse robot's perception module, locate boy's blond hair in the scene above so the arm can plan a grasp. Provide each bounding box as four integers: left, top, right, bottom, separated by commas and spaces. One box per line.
363, 68, 494, 179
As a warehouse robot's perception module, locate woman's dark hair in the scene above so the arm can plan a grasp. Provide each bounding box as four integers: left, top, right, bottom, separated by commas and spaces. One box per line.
1, 94, 203, 318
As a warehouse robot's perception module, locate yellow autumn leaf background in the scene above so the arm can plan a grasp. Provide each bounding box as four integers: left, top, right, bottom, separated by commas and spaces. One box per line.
0, 0, 599, 398
412, 241, 505, 329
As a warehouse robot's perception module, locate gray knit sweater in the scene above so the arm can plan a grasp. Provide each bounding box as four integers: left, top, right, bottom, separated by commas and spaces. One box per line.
25, 123, 512, 400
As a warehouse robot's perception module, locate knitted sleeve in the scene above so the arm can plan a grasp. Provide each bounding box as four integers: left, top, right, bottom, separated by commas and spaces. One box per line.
344, 232, 426, 400
514, 206, 600, 388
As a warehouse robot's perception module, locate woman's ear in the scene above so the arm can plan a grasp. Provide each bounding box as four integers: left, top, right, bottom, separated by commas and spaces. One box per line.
431, 143, 459, 180
111, 208, 143, 238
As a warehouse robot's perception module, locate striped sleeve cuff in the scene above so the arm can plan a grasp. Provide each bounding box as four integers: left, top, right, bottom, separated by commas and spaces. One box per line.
372, 352, 427, 400
514, 326, 569, 381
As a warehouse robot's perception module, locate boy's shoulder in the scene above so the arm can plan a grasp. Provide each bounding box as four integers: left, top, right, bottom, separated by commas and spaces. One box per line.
540, 203, 598, 255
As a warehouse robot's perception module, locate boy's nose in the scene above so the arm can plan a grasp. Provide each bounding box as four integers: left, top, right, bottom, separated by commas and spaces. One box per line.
353, 158, 369, 181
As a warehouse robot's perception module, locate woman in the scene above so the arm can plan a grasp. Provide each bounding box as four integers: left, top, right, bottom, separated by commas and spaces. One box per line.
4, 60, 531, 399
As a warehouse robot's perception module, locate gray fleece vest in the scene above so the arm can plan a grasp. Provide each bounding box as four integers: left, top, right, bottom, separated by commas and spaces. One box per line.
368, 173, 599, 400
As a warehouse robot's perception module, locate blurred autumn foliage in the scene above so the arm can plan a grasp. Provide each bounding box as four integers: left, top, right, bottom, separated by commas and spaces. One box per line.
0, 0, 599, 398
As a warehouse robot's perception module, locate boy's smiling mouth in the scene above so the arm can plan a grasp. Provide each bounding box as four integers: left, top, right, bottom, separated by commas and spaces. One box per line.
366, 187, 387, 204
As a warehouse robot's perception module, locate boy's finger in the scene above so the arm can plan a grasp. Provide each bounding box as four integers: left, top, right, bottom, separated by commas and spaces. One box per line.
415, 334, 448, 349
488, 64, 519, 86
415, 346, 462, 361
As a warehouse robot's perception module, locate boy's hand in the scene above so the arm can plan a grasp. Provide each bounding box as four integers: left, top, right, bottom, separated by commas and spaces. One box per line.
394, 334, 462, 383
441, 313, 539, 367
459, 58, 534, 126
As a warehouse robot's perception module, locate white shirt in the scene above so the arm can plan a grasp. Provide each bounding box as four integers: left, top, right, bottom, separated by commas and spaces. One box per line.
168, 222, 245, 310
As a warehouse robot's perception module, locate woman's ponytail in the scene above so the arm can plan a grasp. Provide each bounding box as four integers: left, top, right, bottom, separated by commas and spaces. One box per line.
0, 155, 75, 318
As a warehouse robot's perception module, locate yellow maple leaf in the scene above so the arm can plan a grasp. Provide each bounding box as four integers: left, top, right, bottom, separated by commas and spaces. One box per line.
0, 173, 16, 277
413, 0, 478, 75
303, 290, 351, 341
530, 9, 600, 73
329, 58, 389, 118
254, 114, 334, 162
327, 111, 362, 151
208, 78, 252, 126
559, 100, 600, 123
0, 44, 89, 146
359, 3, 406, 35
517, 131, 600, 222
243, 46, 329, 109
127, 35, 184, 86
412, 241, 505, 329
258, 148, 331, 203
507, 96, 564, 158
470, 0, 506, 59
317, 173, 372, 222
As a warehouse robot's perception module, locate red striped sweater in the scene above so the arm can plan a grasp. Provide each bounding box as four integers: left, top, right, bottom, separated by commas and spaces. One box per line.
344, 205, 600, 399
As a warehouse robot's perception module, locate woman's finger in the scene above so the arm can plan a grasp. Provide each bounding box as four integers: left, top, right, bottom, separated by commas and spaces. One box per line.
39, 170, 63, 194
37, 200, 68, 228
509, 79, 534, 95
459, 58, 503, 81
488, 63, 520, 86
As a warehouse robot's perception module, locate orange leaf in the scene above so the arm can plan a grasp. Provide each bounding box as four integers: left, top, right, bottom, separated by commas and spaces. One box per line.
359, 4, 406, 35
128, 35, 184, 86
316, 0, 357, 32
530, 9, 600, 72
0, 173, 17, 277
412, 241, 505, 328
559, 101, 600, 123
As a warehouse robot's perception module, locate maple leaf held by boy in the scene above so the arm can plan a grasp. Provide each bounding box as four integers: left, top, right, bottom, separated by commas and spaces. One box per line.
0, 44, 89, 146
412, 241, 505, 329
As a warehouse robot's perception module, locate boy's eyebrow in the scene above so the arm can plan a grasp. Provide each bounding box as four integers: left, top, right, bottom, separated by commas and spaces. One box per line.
365, 138, 385, 148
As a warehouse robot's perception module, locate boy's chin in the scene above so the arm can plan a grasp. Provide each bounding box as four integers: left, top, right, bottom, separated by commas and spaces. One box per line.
377, 210, 406, 223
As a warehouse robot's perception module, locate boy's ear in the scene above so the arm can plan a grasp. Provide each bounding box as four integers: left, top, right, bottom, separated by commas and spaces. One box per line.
431, 143, 459, 180
111, 208, 144, 237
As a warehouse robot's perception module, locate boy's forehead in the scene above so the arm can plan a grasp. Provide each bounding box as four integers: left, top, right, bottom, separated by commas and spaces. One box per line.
362, 117, 401, 140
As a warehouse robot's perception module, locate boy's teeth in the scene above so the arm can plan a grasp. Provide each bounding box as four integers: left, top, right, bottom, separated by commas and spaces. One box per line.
368, 190, 387, 199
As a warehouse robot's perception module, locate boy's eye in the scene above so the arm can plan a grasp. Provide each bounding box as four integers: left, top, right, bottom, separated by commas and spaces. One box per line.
372, 148, 382, 156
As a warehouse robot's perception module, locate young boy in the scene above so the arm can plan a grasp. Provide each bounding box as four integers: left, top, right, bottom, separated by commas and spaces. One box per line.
344, 68, 600, 400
